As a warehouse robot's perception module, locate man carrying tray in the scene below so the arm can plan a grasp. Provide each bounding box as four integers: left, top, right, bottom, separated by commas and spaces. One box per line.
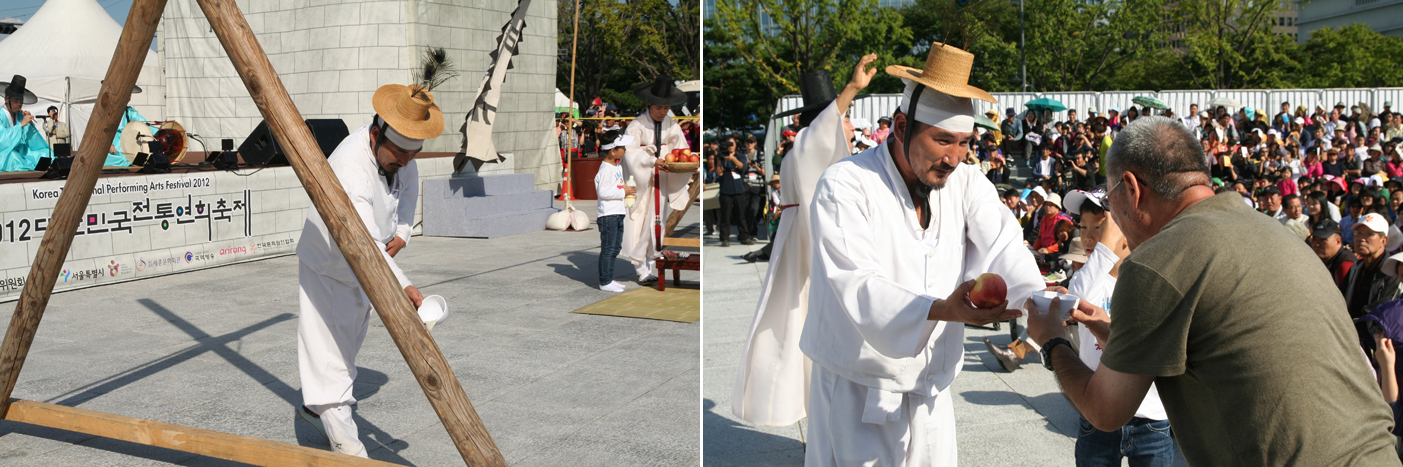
621, 75, 692, 284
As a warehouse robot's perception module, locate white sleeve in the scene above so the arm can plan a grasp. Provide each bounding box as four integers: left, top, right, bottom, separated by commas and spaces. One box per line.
1067, 243, 1118, 299
959, 171, 1044, 306
394, 162, 418, 247
810, 171, 939, 358
344, 173, 411, 288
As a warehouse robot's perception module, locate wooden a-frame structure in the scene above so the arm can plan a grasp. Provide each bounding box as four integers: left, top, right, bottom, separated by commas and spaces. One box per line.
0, 0, 506, 465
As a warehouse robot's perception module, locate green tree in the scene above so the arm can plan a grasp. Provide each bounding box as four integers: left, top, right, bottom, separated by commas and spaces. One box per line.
557, 0, 699, 113
710, 0, 913, 97
1297, 24, 1403, 88
1170, 0, 1301, 89
897, 0, 1020, 92
1018, 0, 1169, 91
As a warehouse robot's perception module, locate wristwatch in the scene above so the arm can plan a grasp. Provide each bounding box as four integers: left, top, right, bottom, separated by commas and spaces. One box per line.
1040, 337, 1073, 371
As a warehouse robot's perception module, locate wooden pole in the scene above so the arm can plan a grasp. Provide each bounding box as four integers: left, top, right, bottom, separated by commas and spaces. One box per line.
191, 0, 505, 465
5, 399, 399, 467
0, 0, 167, 418
564, 0, 580, 201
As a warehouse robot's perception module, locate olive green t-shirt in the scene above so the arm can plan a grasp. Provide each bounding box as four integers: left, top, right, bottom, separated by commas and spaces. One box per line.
1102, 191, 1399, 466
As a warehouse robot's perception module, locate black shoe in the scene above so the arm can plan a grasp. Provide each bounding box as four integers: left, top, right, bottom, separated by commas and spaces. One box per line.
742, 252, 758, 263
637, 274, 658, 286
719, 238, 730, 247
740, 238, 755, 245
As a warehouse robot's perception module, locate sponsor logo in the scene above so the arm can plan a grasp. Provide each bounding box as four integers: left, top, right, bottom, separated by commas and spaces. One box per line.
107, 260, 119, 277
60, 269, 69, 282
137, 258, 146, 272
219, 246, 247, 256
185, 252, 193, 263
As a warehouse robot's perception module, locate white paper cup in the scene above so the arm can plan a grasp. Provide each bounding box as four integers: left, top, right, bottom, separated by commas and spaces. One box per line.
418, 295, 448, 331
1029, 290, 1079, 322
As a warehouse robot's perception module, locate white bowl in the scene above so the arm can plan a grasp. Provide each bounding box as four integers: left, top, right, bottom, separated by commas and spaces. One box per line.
1029, 290, 1079, 322
418, 295, 448, 331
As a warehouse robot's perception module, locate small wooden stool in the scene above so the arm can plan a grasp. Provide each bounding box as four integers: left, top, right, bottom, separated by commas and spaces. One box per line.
654, 254, 699, 291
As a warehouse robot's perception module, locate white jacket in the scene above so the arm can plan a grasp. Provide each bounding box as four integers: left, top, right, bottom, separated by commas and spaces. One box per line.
801, 142, 1043, 399
297, 124, 417, 288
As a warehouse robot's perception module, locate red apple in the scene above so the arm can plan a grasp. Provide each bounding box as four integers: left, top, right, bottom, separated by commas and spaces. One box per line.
967, 273, 1007, 308
665, 154, 677, 163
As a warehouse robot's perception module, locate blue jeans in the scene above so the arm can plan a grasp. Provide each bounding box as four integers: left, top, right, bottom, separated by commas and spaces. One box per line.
1075, 416, 1175, 467
597, 214, 624, 286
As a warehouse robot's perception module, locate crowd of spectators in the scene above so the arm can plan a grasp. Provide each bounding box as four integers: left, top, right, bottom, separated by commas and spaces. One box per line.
554, 96, 701, 158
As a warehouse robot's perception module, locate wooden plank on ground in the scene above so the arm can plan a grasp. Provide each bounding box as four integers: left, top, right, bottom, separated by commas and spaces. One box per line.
4, 399, 397, 467
662, 237, 700, 248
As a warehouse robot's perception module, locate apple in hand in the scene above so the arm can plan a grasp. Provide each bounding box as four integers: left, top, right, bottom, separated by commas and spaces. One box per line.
967, 273, 1008, 308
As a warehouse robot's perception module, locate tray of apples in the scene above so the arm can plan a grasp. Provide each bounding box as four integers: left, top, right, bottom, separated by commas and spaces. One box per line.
660, 148, 700, 173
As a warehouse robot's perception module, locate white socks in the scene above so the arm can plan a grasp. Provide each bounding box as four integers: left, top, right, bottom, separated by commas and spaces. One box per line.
316, 404, 367, 458
600, 281, 625, 293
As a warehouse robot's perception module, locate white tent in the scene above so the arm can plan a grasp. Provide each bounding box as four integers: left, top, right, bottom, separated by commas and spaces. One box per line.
0, 0, 163, 151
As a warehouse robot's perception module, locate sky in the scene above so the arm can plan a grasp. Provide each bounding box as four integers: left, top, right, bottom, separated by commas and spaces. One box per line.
1, 0, 136, 24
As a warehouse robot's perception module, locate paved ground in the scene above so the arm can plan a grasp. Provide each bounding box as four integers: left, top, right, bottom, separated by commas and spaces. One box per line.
701, 158, 1188, 466
0, 203, 700, 466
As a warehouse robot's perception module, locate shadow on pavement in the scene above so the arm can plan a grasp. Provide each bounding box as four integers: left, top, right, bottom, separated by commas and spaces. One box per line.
702, 398, 804, 465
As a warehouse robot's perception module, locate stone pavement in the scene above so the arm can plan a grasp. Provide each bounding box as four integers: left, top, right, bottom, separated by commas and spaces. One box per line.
701, 202, 1188, 465
0, 203, 700, 466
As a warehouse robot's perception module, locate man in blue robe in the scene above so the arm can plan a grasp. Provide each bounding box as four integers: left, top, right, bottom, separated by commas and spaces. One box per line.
104, 106, 146, 167
0, 75, 49, 172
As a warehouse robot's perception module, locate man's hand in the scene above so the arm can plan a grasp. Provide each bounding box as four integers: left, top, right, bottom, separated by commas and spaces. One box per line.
386, 236, 406, 257
928, 280, 1022, 326
405, 285, 424, 309
20, 111, 32, 127
836, 54, 878, 115
1025, 287, 1077, 345
1067, 299, 1112, 348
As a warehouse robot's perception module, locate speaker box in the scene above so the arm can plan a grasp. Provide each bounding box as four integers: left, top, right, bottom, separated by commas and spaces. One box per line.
238, 119, 348, 166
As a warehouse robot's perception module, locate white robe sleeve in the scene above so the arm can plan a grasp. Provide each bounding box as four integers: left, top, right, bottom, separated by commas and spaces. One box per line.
810, 172, 940, 359
958, 171, 1044, 306
343, 169, 412, 289
393, 161, 419, 247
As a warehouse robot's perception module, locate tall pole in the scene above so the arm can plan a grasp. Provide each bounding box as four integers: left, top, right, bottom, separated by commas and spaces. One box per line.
565, 0, 581, 201
1019, 0, 1026, 92
0, 0, 167, 419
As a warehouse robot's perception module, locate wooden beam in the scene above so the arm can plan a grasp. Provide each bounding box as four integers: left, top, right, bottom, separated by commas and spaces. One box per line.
191, 1, 505, 465
661, 237, 700, 248
0, 0, 168, 419
664, 173, 701, 237
4, 399, 397, 467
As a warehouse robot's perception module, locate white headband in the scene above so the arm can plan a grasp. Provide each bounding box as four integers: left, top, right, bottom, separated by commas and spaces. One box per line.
900, 79, 974, 133
376, 116, 424, 151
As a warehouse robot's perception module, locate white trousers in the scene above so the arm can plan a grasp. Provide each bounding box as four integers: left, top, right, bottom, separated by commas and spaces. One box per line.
806, 365, 957, 467
297, 262, 371, 456
633, 256, 654, 279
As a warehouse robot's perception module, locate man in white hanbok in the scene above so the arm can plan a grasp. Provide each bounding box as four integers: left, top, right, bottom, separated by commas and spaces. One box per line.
295, 82, 439, 457
622, 75, 692, 284
732, 55, 876, 427
801, 43, 1044, 466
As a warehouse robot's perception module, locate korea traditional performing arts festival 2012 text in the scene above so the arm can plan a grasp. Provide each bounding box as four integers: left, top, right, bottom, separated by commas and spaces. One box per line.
0, 174, 306, 300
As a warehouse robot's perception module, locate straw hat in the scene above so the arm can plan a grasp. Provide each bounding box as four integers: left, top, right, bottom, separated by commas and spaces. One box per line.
372, 84, 444, 140
884, 42, 995, 103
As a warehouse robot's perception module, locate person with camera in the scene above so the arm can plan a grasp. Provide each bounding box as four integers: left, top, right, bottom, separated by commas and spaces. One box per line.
741, 136, 767, 242
716, 139, 751, 247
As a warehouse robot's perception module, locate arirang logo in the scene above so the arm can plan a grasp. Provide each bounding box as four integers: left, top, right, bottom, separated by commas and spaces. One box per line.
136, 259, 145, 272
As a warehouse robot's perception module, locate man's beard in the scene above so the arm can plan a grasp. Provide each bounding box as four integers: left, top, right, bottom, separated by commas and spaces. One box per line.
920, 162, 957, 192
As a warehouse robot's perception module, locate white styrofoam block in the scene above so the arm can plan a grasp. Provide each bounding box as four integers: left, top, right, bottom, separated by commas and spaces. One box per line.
324, 2, 363, 27
337, 69, 377, 93
359, 47, 399, 71
277, 209, 308, 233
282, 29, 311, 53
376, 23, 406, 47
322, 93, 360, 115
308, 26, 341, 50
360, 1, 403, 24
324, 47, 361, 71
258, 189, 293, 212
292, 92, 324, 115
294, 5, 326, 29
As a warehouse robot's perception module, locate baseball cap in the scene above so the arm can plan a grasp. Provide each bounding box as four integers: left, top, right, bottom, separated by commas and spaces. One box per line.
781, 129, 796, 137
1258, 186, 1281, 196
601, 134, 635, 151
1063, 189, 1106, 216
1355, 212, 1389, 234
1312, 219, 1342, 239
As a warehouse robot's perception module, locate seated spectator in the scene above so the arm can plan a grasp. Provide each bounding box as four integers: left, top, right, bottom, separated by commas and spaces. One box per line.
1258, 186, 1285, 220
1282, 194, 1310, 240
1034, 193, 1074, 258
1311, 219, 1357, 287
1344, 213, 1403, 322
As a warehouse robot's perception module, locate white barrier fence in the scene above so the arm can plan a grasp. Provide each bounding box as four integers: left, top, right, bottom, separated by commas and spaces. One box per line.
771, 87, 1403, 132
